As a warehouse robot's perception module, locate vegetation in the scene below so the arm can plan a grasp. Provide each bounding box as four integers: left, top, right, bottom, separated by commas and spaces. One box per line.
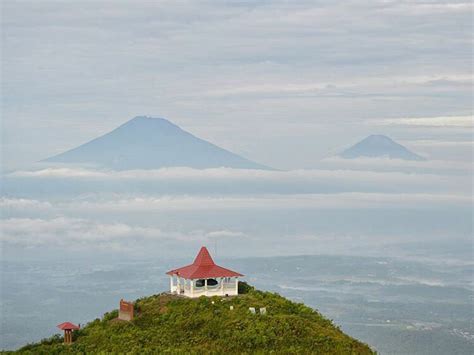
7, 283, 374, 354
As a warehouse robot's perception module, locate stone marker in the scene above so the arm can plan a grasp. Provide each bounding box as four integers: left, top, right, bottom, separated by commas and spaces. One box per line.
118, 299, 134, 321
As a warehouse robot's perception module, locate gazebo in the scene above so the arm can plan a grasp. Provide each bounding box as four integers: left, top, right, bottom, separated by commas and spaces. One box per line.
166, 246, 243, 298
57, 322, 80, 344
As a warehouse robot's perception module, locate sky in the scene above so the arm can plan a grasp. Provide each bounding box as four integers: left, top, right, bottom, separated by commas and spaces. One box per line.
0, 0, 472, 260
1, 0, 472, 170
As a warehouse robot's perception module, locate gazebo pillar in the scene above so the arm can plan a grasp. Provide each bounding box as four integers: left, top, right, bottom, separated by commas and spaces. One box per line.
234, 277, 238, 294
204, 278, 208, 296
190, 279, 194, 297
169, 275, 174, 293
220, 277, 224, 295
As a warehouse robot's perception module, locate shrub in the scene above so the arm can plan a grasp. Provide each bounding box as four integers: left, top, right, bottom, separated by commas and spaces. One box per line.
238, 281, 254, 294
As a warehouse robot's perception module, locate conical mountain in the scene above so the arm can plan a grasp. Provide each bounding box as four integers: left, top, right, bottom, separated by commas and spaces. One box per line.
44, 116, 270, 170
340, 135, 425, 161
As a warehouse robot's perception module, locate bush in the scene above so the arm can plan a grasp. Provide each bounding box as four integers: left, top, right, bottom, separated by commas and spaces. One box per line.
238, 281, 254, 294
103, 309, 119, 321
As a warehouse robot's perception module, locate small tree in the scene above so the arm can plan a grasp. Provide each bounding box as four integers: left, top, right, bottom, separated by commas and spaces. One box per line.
238, 281, 254, 294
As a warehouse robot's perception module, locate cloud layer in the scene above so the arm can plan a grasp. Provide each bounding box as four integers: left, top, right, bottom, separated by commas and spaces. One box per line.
375, 116, 472, 128
4, 166, 471, 200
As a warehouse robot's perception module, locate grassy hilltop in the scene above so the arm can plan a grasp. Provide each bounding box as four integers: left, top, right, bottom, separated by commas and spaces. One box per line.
9, 284, 374, 354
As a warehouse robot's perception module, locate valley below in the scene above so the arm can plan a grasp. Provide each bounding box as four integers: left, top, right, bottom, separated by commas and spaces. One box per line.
1, 254, 472, 354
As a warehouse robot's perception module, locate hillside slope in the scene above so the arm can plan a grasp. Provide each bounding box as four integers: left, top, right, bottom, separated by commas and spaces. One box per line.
10, 285, 374, 354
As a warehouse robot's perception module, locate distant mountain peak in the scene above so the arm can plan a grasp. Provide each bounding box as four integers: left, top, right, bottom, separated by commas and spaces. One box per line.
129, 116, 177, 124
122, 116, 182, 129
340, 134, 425, 161
365, 134, 395, 142
44, 116, 270, 170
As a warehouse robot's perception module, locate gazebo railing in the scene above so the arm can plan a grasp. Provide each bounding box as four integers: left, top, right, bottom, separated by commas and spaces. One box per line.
173, 276, 239, 297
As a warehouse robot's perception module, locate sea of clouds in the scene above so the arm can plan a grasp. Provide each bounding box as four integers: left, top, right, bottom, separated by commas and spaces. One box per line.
1, 156, 471, 260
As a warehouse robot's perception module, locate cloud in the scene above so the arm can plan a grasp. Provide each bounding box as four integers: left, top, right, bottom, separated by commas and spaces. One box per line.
380, 2, 472, 15
206, 230, 247, 239
9, 168, 109, 179
405, 140, 473, 148
0, 216, 253, 250
0, 197, 54, 218
9, 165, 465, 181
319, 156, 472, 175
0, 217, 165, 249
0, 197, 52, 210
1, 191, 470, 223
71, 193, 474, 211
6, 166, 470, 196
202, 75, 472, 99
374, 116, 473, 128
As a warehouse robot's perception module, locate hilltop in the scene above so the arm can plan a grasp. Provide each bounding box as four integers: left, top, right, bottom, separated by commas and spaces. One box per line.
9, 284, 374, 354
340, 134, 425, 161
44, 116, 270, 170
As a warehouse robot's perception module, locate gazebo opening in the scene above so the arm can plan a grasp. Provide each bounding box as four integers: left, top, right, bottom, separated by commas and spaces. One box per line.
196, 278, 218, 287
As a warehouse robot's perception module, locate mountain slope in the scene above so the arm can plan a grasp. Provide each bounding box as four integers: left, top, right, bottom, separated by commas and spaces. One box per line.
340, 135, 425, 161
44, 116, 269, 170
11, 285, 374, 354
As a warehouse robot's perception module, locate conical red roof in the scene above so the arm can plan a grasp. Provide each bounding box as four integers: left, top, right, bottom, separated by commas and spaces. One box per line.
57, 322, 80, 330
193, 246, 215, 266
166, 247, 243, 279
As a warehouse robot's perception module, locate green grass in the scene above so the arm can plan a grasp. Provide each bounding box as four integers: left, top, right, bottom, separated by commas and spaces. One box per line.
7, 283, 374, 354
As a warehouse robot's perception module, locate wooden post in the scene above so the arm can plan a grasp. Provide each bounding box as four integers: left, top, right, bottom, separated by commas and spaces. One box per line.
64, 330, 72, 344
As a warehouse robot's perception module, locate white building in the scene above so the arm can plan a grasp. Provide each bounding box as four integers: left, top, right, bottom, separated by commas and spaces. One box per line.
166, 246, 243, 298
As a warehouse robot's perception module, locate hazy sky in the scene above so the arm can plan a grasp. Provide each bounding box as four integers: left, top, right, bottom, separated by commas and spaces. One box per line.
2, 0, 472, 170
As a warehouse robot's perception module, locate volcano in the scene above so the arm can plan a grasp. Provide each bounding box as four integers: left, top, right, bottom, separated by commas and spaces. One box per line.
44, 116, 270, 170
339, 135, 425, 161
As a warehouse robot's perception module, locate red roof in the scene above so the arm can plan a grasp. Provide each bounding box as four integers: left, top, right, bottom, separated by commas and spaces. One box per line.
57, 322, 80, 330
166, 247, 243, 279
